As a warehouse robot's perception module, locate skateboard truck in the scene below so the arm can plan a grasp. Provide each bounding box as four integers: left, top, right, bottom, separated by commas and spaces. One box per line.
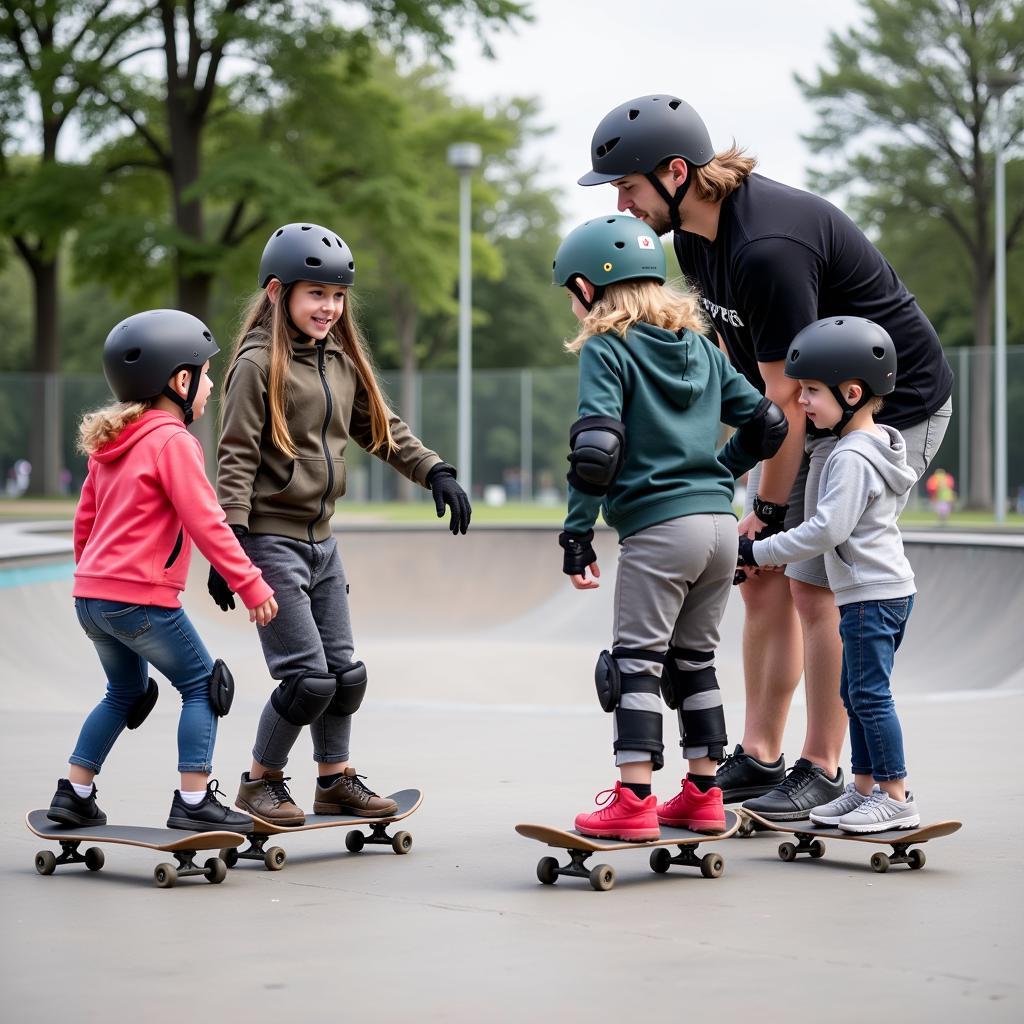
536, 842, 725, 892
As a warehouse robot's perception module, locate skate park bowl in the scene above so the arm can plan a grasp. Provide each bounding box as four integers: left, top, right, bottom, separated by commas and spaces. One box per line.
1, 522, 1022, 1020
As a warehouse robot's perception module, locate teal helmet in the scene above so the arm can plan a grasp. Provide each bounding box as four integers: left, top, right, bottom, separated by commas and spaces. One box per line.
553, 215, 666, 294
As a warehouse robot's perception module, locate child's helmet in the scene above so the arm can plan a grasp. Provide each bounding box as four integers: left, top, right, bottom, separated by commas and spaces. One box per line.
103, 309, 219, 423
785, 317, 897, 396
553, 215, 666, 289
258, 223, 355, 288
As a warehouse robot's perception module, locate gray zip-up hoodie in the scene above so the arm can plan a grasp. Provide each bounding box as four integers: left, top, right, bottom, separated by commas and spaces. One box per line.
752, 425, 917, 605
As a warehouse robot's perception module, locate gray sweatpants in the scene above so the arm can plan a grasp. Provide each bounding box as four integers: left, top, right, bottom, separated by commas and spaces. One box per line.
612, 513, 737, 766
242, 533, 358, 770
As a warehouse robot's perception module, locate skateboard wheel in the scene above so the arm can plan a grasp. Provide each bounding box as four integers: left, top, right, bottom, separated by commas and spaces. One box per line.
204, 857, 227, 884
700, 852, 725, 879
391, 831, 413, 855
737, 819, 755, 838
778, 842, 797, 862
264, 846, 287, 871
536, 856, 559, 885
35, 850, 56, 876
219, 847, 239, 868
870, 851, 890, 873
345, 830, 365, 853
84, 847, 105, 872
908, 848, 926, 870
809, 840, 826, 859
589, 864, 615, 891
649, 848, 672, 874
154, 863, 178, 888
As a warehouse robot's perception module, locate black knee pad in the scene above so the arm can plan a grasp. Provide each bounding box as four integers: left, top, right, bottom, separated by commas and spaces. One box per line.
326, 661, 367, 716
665, 649, 727, 760
208, 659, 234, 717
126, 677, 158, 729
596, 647, 665, 711
613, 672, 665, 771
270, 673, 337, 726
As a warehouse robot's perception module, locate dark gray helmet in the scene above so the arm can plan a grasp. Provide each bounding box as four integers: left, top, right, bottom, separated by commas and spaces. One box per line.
103, 309, 219, 406
579, 95, 714, 186
258, 223, 355, 288
785, 317, 897, 396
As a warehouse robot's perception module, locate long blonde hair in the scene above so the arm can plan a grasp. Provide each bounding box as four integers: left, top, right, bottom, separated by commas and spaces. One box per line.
565, 278, 709, 354
78, 401, 151, 455
228, 284, 397, 458
655, 144, 757, 204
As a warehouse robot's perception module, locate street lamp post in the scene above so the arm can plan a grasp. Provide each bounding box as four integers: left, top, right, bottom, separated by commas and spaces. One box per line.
447, 142, 482, 496
988, 71, 1022, 523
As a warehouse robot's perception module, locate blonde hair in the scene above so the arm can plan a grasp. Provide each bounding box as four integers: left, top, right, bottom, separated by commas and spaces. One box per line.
565, 278, 709, 354
78, 401, 151, 455
228, 284, 396, 458
658, 144, 758, 204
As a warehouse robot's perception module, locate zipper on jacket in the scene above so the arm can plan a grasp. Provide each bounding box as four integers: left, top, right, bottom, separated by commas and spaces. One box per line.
312, 341, 335, 543
164, 528, 184, 569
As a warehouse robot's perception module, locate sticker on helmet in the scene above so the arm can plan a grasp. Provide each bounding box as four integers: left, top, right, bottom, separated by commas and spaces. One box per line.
637, 235, 655, 249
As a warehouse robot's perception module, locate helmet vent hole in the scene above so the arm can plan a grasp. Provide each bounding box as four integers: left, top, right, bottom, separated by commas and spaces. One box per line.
275, 229, 283, 237
628, 109, 639, 120
614, 241, 625, 248
321, 236, 331, 247
872, 346, 885, 358
668, 99, 681, 110
335, 236, 343, 247
305, 257, 322, 267
606, 218, 616, 223
300, 225, 311, 231
202, 331, 212, 341
124, 348, 142, 364
789, 349, 800, 361
835, 318, 844, 325
595, 137, 620, 158
348, 261, 354, 270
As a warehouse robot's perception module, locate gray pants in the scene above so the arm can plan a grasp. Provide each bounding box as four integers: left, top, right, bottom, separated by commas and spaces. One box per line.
243, 533, 358, 770
612, 514, 737, 766
744, 397, 953, 587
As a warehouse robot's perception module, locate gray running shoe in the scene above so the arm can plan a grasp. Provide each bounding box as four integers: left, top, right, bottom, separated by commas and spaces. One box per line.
838, 790, 920, 833
809, 783, 879, 826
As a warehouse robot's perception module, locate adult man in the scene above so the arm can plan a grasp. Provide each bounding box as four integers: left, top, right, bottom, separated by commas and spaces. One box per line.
579, 94, 953, 818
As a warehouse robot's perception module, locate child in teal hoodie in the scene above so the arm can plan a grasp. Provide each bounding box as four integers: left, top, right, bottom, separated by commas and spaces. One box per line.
554, 216, 788, 840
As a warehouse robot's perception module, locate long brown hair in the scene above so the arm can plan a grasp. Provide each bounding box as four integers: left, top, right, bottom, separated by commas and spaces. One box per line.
657, 144, 758, 204
228, 284, 397, 458
78, 400, 151, 454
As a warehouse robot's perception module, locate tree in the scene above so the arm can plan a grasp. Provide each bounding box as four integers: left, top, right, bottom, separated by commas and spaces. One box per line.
797, 0, 1024, 507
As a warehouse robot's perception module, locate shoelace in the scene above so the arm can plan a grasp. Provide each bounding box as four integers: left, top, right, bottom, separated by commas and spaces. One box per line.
264, 775, 295, 808
204, 779, 229, 808
717, 751, 741, 774
346, 773, 379, 799
773, 762, 818, 796
592, 786, 621, 809
853, 791, 891, 816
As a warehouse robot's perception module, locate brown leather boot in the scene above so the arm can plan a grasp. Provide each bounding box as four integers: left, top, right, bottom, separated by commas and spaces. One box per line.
313, 767, 398, 817
235, 770, 305, 826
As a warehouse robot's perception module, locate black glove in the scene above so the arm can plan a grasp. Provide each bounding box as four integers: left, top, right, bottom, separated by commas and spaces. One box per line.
208, 525, 247, 611
559, 529, 597, 576
426, 463, 471, 536
737, 535, 758, 567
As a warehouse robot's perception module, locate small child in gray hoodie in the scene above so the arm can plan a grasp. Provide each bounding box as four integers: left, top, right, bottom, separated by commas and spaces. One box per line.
737, 316, 921, 833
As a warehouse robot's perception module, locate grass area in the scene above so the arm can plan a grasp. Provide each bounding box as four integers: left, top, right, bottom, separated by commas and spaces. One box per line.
2, 495, 1022, 529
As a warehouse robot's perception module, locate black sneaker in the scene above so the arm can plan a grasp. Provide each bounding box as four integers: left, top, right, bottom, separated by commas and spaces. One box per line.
714, 744, 786, 803
167, 780, 253, 832
741, 758, 845, 821
47, 778, 107, 827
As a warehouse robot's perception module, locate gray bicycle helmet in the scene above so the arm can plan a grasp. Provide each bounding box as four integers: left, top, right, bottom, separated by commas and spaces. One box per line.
258, 223, 356, 288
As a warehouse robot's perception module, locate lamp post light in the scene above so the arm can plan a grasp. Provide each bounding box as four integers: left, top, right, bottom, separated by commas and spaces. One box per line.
987, 70, 1022, 523
447, 141, 482, 496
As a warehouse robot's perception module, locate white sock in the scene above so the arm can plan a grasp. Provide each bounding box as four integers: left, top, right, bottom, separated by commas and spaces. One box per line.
71, 782, 93, 799
179, 789, 206, 806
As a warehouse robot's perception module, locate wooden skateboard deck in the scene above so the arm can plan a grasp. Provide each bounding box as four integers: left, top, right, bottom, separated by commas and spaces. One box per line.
739, 808, 962, 872
26, 810, 244, 888
226, 788, 422, 870
515, 810, 741, 890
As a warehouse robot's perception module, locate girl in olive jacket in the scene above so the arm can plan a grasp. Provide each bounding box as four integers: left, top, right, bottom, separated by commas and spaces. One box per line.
210, 222, 471, 826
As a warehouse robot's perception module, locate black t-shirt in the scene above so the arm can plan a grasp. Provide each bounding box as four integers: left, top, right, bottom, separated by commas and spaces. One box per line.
673, 173, 953, 429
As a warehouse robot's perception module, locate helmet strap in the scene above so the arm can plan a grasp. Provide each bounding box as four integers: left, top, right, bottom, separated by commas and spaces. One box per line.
568, 276, 604, 313
645, 165, 692, 232
162, 367, 202, 427
828, 385, 872, 437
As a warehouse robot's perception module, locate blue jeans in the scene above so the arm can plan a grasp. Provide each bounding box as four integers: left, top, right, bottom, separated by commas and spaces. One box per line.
70, 599, 217, 774
838, 596, 914, 783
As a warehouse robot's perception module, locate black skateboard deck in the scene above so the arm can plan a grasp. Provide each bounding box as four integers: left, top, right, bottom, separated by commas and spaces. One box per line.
225, 788, 422, 870
739, 808, 962, 872
515, 810, 741, 890
26, 810, 245, 888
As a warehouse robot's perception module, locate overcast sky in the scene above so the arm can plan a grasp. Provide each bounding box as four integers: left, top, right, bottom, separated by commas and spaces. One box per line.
444, 0, 867, 228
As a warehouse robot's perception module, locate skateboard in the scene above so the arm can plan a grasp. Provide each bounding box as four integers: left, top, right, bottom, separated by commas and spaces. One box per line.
26, 810, 244, 888
223, 789, 423, 871
515, 810, 741, 891
738, 808, 962, 872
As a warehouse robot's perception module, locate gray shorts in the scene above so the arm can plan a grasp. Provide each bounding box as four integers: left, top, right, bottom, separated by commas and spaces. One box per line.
743, 396, 952, 589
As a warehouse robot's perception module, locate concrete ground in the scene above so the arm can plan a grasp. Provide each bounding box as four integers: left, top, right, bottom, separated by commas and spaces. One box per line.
1, 526, 1021, 1022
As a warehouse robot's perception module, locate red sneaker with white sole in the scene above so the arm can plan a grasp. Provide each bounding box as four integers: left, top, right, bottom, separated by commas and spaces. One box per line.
574, 781, 660, 841
656, 778, 726, 833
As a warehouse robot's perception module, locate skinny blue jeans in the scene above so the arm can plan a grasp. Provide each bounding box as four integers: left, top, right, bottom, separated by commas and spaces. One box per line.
838, 596, 914, 783
70, 599, 216, 774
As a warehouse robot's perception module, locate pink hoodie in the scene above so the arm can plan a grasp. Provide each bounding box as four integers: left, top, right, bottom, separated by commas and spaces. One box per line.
73, 410, 273, 610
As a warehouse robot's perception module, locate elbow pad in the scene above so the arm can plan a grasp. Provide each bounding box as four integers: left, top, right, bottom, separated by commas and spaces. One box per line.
737, 398, 789, 460
567, 416, 625, 496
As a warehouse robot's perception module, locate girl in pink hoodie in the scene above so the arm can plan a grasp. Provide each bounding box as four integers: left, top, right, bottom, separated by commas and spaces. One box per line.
46, 310, 277, 834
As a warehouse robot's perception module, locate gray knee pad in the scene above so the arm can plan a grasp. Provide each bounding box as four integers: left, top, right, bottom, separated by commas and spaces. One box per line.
326, 661, 367, 716
126, 677, 158, 730
596, 647, 665, 711
613, 672, 665, 771
665, 648, 727, 761
208, 659, 234, 717
270, 673, 337, 726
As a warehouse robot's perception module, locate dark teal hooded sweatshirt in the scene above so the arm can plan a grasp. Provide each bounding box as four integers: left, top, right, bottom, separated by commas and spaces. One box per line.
564, 322, 765, 541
